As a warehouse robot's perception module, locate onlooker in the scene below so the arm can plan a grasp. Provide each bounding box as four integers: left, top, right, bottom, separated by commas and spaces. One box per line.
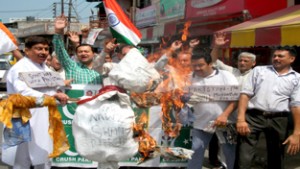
48, 51, 72, 87
53, 15, 102, 169
210, 32, 257, 168
49, 51, 66, 79
187, 50, 239, 169
53, 15, 102, 85
3, 35, 69, 169
237, 46, 300, 169
211, 32, 256, 84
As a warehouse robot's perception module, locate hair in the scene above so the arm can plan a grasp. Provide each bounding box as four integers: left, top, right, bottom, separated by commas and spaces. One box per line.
275, 46, 297, 57
238, 52, 256, 61
191, 49, 212, 64
25, 36, 50, 49
75, 44, 95, 53
119, 44, 133, 52
178, 51, 192, 57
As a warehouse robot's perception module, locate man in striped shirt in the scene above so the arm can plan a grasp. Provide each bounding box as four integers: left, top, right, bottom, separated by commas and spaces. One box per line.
53, 15, 102, 85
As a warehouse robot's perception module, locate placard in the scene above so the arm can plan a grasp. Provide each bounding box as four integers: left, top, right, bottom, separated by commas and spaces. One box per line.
19, 71, 65, 88
85, 28, 103, 45
188, 85, 240, 101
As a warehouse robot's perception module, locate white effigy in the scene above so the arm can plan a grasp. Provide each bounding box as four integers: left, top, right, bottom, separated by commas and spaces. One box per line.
109, 48, 161, 93
72, 89, 138, 169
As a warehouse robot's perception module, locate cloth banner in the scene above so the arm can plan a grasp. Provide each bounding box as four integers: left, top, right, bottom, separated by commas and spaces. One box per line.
52, 84, 192, 167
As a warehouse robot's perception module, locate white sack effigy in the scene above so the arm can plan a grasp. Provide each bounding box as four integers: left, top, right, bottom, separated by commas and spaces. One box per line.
72, 89, 138, 163
108, 48, 161, 93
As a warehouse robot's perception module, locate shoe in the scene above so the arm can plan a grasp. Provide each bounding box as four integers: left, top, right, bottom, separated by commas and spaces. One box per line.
210, 160, 226, 169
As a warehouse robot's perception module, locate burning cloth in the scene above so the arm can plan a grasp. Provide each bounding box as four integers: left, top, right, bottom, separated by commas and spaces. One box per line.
72, 86, 138, 167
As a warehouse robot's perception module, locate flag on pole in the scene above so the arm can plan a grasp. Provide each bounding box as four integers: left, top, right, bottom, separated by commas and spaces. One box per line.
0, 22, 18, 55
103, 0, 142, 46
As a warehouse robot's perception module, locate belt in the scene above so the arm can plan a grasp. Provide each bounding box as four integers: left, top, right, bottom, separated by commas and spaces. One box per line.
248, 109, 289, 118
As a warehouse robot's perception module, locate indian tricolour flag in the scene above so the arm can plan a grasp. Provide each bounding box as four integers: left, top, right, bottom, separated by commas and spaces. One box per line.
0, 22, 18, 55
103, 0, 142, 46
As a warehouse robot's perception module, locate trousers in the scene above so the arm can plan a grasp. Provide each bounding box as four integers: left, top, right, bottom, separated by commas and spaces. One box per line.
187, 129, 236, 169
12, 143, 51, 169
238, 109, 289, 169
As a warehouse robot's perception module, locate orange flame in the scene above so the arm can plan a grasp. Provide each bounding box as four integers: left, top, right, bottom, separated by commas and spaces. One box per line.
159, 89, 184, 138
133, 112, 158, 163
181, 21, 192, 42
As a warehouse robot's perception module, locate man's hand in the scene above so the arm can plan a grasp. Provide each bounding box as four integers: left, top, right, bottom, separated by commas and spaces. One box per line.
236, 121, 251, 136
55, 15, 67, 34
64, 79, 73, 88
181, 92, 212, 105
53, 92, 69, 105
283, 134, 300, 155
104, 38, 119, 53
214, 114, 228, 127
214, 32, 229, 47
81, 27, 90, 39
189, 39, 200, 48
68, 31, 80, 44
170, 40, 182, 51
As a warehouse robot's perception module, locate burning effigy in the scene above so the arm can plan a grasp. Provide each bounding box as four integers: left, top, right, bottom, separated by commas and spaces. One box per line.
71, 47, 194, 167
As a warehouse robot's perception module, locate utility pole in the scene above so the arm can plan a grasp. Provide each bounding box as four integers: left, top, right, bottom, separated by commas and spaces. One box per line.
61, 0, 64, 15
52, 3, 57, 18
132, 0, 136, 24
67, 0, 72, 32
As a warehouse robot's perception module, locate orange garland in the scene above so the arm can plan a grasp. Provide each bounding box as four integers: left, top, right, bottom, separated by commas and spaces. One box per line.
0, 94, 69, 158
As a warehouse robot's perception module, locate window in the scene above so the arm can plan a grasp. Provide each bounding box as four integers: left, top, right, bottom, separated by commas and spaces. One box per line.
137, 0, 151, 8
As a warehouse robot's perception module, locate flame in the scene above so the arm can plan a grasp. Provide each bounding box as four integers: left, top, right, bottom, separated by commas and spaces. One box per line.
181, 21, 192, 42
159, 89, 184, 138
133, 112, 158, 163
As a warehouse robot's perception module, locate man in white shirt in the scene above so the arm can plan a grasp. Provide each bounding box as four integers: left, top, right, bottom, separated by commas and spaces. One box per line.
187, 50, 239, 169
3, 36, 69, 169
237, 46, 300, 169
209, 32, 257, 168
210, 32, 256, 85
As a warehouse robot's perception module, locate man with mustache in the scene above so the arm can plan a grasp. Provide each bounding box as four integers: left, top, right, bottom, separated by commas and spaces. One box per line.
237, 46, 300, 169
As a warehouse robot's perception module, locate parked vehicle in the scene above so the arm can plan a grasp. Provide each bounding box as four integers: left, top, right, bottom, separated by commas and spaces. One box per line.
0, 54, 13, 90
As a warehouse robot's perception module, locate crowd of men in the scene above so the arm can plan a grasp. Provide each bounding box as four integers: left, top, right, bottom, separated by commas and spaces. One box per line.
2, 15, 300, 169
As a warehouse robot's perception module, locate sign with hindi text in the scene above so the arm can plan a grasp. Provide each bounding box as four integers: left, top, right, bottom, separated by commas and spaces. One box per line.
188, 85, 240, 101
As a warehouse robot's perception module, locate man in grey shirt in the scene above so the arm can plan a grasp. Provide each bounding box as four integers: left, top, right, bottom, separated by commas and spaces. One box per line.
237, 46, 300, 169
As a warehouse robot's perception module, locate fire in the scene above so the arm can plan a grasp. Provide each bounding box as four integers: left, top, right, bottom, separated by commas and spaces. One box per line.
133, 112, 158, 163
159, 89, 184, 137
181, 21, 192, 42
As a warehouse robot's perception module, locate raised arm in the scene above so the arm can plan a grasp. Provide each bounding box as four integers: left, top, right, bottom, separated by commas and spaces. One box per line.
154, 40, 182, 71
93, 38, 118, 73
68, 31, 80, 48
53, 15, 75, 71
211, 32, 229, 63
12, 49, 23, 61
188, 38, 199, 53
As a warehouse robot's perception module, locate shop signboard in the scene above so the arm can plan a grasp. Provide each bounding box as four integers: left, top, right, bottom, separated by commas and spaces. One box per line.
185, 0, 244, 19
135, 4, 157, 28
159, 0, 185, 21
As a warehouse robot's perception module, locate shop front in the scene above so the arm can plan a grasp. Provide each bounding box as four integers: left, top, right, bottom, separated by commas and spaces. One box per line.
183, 0, 287, 48
217, 5, 300, 70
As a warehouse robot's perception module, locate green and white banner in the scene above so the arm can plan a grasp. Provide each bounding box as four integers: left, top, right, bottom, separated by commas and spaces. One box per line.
52, 84, 192, 167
